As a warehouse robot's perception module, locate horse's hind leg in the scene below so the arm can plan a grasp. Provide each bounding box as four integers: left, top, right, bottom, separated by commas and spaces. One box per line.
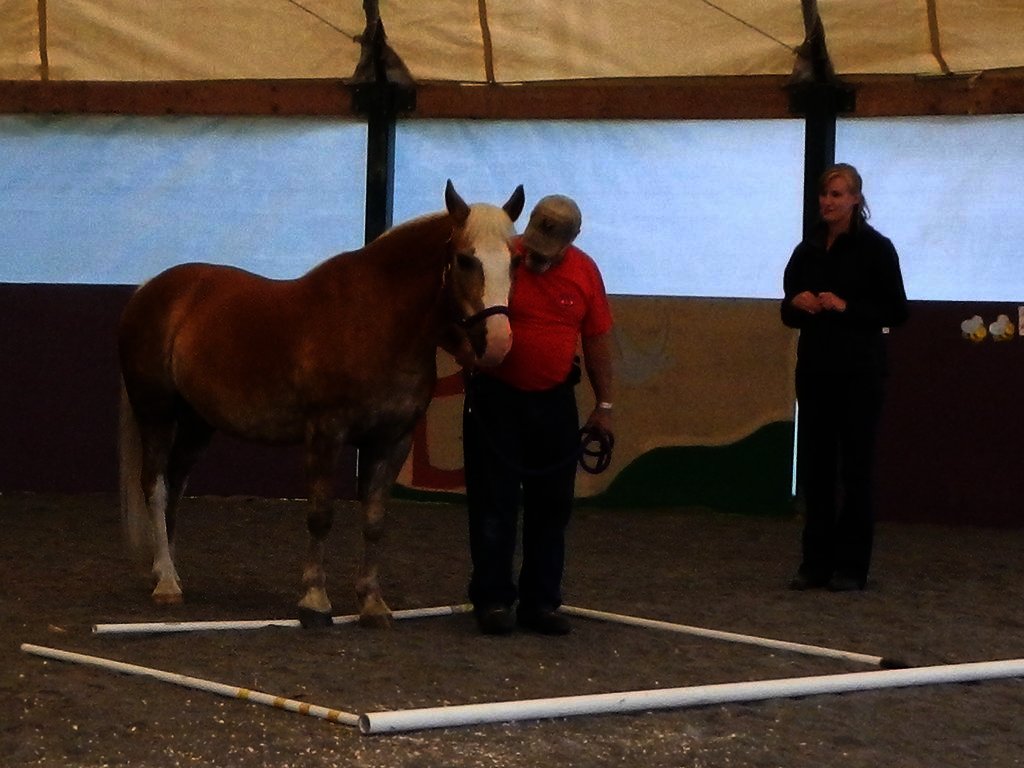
162, 410, 214, 585
135, 419, 183, 604
141, 409, 212, 605
298, 428, 339, 627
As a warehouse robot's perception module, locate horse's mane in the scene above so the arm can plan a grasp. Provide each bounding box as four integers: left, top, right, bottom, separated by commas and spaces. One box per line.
305, 200, 513, 282
370, 211, 451, 257
303, 211, 451, 281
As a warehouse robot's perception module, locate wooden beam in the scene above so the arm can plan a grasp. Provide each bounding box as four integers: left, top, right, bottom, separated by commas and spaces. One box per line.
412, 72, 1024, 119
1, 71, 1022, 119
0, 79, 353, 116
413, 77, 794, 120
851, 71, 1024, 118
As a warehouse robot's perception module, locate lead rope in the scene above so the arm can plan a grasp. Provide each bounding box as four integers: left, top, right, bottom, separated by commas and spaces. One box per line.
578, 426, 615, 475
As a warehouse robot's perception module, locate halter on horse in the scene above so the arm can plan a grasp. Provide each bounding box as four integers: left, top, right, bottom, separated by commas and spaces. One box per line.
119, 180, 525, 627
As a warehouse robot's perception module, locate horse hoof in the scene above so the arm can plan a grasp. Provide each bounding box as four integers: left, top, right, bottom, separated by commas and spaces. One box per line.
298, 606, 334, 629
357, 611, 393, 630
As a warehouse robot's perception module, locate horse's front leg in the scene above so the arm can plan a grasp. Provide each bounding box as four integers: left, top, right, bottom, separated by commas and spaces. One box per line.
298, 429, 339, 628
354, 435, 412, 629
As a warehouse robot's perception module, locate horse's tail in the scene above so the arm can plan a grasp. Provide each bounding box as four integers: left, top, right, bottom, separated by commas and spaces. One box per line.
119, 379, 154, 570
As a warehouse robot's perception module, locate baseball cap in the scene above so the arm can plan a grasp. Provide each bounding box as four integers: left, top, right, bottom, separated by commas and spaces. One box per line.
521, 195, 582, 258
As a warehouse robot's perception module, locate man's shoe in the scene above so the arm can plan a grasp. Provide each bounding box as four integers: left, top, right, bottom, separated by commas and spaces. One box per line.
475, 605, 515, 635
827, 574, 865, 592
516, 608, 571, 636
788, 572, 828, 591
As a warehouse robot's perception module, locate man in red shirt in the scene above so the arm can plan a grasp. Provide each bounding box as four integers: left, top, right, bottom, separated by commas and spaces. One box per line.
463, 194, 615, 635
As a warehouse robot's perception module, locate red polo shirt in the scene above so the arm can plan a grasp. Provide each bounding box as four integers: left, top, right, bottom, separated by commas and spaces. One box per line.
487, 239, 613, 391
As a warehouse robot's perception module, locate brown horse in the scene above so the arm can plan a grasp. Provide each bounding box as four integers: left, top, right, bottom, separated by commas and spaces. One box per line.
119, 180, 525, 627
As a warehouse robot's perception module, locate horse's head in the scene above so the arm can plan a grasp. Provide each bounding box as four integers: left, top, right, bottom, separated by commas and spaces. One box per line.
444, 179, 525, 367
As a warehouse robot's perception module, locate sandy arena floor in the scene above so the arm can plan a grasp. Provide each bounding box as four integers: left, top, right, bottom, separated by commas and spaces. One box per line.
3, 493, 1022, 767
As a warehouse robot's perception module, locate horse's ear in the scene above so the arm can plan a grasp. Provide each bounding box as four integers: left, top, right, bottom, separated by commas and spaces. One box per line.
504, 185, 526, 222
444, 179, 470, 224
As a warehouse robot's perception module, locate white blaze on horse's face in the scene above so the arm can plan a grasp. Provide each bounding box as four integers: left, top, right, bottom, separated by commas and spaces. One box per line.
445, 182, 525, 367
462, 205, 514, 366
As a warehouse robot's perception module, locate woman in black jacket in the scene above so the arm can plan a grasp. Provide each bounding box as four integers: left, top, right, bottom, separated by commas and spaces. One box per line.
781, 163, 909, 592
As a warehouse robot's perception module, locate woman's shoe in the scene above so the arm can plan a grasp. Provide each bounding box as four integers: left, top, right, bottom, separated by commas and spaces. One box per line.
827, 574, 865, 592
788, 572, 829, 590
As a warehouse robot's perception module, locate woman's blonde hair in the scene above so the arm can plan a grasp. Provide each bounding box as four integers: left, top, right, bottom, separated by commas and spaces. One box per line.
820, 162, 871, 223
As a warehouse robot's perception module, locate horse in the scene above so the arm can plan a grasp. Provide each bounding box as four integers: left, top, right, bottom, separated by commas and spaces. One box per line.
118, 180, 525, 628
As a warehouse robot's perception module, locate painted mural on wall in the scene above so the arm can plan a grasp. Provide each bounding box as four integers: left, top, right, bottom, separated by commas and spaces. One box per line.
397, 296, 798, 515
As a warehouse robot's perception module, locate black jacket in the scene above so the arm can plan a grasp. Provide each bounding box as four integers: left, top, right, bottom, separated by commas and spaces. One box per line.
781, 222, 908, 378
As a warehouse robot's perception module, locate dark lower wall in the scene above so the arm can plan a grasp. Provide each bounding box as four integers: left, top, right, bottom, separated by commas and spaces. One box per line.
2, 285, 1021, 527
874, 301, 1023, 527
0, 284, 355, 499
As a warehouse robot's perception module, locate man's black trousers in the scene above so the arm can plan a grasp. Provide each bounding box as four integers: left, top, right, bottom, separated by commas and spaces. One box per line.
463, 373, 580, 613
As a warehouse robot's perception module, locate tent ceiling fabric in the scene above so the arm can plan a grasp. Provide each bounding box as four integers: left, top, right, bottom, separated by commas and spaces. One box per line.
2, 0, 365, 80
2, 1, 1024, 83
482, 2, 799, 80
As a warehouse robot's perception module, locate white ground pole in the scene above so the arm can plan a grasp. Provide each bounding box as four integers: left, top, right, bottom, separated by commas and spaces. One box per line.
20, 643, 360, 727
92, 603, 473, 636
560, 605, 906, 668
358, 658, 1024, 735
